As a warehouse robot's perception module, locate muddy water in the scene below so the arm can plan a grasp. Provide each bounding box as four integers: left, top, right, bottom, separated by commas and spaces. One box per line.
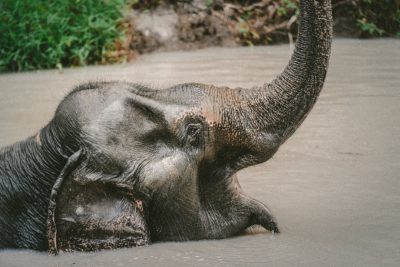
0, 39, 399, 266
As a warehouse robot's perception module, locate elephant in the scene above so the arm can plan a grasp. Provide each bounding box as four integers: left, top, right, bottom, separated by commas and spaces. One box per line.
0, 0, 332, 252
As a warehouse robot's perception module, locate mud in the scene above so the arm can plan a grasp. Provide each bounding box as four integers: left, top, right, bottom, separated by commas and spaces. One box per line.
124, 0, 399, 57
1, 39, 400, 266
125, 0, 298, 54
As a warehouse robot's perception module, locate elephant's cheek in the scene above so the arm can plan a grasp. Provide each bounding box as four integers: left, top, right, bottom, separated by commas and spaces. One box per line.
141, 155, 202, 240
142, 153, 197, 192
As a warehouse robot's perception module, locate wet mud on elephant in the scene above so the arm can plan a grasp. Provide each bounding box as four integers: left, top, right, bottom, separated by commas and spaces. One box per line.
0, 0, 332, 253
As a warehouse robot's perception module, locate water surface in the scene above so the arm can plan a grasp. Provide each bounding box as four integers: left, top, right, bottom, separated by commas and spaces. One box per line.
0, 39, 399, 266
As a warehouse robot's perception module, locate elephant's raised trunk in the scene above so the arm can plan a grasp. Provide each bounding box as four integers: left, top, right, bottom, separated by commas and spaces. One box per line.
245, 0, 332, 143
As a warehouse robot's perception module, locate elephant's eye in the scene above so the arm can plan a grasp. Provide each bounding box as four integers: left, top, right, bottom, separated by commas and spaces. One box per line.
186, 123, 201, 136
185, 123, 203, 146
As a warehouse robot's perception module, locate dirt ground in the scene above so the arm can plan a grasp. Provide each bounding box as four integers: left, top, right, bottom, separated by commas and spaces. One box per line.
123, 0, 399, 57
0, 39, 399, 266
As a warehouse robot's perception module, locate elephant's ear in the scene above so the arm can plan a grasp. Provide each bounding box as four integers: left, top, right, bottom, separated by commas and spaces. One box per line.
47, 150, 150, 254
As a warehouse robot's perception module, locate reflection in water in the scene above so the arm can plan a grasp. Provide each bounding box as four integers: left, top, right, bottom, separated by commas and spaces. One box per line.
0, 39, 400, 266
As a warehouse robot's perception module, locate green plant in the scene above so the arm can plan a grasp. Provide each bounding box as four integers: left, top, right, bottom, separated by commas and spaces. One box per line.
0, 0, 127, 72
277, 0, 299, 17
396, 10, 400, 38
357, 18, 384, 36
205, 0, 214, 8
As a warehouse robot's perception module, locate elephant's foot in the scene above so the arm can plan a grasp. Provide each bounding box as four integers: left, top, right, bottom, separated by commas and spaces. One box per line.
57, 228, 149, 252
48, 152, 151, 253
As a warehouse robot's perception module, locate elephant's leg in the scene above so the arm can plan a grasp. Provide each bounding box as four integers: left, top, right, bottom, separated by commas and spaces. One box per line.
47, 149, 150, 253
56, 201, 150, 252
240, 195, 280, 233
54, 179, 150, 252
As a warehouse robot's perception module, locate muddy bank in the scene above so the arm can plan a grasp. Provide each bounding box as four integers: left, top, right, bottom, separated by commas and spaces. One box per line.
0, 39, 399, 266
124, 0, 400, 55
125, 0, 300, 54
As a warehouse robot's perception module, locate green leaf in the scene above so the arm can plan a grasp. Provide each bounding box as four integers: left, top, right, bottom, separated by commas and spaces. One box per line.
0, 0, 126, 72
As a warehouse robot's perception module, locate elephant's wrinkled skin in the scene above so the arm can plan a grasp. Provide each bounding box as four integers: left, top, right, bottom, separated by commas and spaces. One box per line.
0, 0, 332, 252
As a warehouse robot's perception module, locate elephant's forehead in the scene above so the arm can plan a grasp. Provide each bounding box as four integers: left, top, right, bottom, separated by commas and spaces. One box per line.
201, 107, 220, 125
94, 99, 125, 123
83, 99, 127, 137
84, 97, 179, 125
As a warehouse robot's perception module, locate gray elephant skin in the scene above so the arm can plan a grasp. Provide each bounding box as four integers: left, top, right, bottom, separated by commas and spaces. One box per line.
0, 0, 332, 253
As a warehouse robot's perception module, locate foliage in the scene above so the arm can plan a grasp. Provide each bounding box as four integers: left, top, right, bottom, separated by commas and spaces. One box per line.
277, 0, 299, 17
333, 0, 399, 38
205, 0, 214, 8
357, 18, 383, 36
1, 0, 399, 73
0, 0, 127, 72
228, 0, 300, 46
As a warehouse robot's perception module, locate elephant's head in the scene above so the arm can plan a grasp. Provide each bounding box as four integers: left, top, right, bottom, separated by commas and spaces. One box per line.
46, 0, 332, 252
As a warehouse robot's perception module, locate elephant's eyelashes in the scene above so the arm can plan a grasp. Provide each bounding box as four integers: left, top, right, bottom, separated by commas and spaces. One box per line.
186, 123, 201, 136
185, 123, 203, 146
